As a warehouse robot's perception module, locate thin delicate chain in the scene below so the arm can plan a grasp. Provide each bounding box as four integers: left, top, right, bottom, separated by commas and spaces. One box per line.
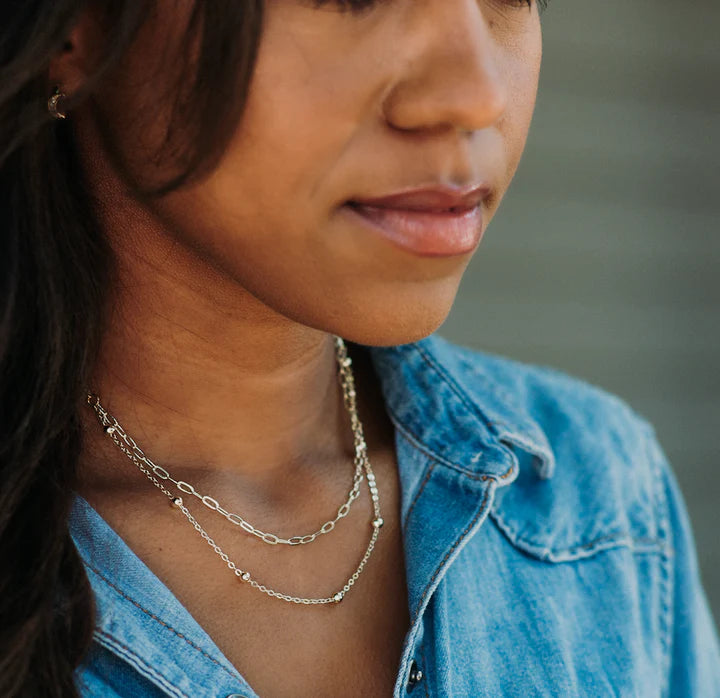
87, 336, 368, 546
85, 335, 384, 604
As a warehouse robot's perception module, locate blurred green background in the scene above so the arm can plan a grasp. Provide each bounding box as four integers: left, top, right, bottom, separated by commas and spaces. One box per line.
441, 1, 720, 627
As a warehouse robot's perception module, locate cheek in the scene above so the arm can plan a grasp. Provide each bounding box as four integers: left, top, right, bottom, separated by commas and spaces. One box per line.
512, 28, 542, 153
487, 40, 542, 219
146, 46, 407, 322
157, 24, 369, 254
205, 5, 376, 208
139, 62, 371, 321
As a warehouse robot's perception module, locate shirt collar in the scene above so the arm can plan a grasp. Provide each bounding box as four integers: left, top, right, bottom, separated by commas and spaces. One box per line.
365, 332, 556, 481
71, 496, 256, 697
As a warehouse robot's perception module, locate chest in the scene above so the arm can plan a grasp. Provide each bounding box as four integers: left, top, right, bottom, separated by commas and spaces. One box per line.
209, 549, 410, 698
157, 506, 411, 698
86, 450, 411, 697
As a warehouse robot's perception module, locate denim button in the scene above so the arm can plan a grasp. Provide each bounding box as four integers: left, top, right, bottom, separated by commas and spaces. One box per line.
226, 694, 249, 698
407, 659, 424, 692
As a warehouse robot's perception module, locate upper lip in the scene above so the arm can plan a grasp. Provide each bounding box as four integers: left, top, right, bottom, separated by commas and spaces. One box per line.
348, 184, 491, 213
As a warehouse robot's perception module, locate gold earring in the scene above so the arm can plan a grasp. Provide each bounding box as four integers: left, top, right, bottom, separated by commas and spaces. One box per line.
48, 85, 67, 119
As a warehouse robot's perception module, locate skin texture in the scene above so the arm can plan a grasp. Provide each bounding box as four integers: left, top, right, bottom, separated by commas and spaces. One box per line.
49, 1, 541, 694
50, 0, 542, 495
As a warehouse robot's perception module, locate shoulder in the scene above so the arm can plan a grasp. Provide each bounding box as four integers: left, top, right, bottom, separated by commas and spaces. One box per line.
424, 331, 654, 453
419, 333, 668, 560
409, 334, 720, 693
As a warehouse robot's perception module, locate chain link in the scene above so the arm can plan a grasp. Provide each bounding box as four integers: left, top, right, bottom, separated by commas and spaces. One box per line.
86, 335, 384, 605
88, 336, 368, 546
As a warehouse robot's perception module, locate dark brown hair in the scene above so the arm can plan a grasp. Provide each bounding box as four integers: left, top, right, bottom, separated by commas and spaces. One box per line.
0, 1, 263, 695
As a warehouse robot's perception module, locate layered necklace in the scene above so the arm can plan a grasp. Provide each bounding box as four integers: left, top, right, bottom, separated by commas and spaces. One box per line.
86, 335, 383, 605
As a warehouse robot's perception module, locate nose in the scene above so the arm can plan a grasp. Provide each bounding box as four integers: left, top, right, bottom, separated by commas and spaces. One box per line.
382, 1, 508, 136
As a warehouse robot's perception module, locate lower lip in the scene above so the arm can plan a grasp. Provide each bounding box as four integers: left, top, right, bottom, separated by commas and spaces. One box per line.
341, 202, 484, 257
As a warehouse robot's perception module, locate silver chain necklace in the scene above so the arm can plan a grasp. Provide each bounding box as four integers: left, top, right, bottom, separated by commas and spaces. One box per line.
86, 335, 384, 605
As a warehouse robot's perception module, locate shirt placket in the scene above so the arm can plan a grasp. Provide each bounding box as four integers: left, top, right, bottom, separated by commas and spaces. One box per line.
392, 439, 518, 698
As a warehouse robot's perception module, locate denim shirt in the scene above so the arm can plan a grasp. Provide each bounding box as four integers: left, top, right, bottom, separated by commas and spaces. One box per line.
70, 332, 720, 697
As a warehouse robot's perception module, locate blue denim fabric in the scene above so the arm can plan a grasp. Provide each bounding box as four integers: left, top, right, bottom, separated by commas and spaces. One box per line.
70, 332, 720, 697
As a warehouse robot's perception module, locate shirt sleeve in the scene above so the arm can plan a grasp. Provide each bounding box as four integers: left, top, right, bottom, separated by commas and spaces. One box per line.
643, 422, 720, 697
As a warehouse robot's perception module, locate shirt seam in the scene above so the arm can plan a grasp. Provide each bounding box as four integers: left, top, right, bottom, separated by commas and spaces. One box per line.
489, 505, 667, 560
387, 406, 496, 480
644, 423, 674, 698
93, 629, 191, 698
419, 640, 429, 698
403, 458, 436, 532
410, 479, 495, 624
414, 342, 502, 437
83, 561, 243, 685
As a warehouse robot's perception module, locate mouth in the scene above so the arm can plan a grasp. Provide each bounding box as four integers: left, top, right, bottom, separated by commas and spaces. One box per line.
346, 182, 491, 212
341, 201, 484, 258
347, 203, 477, 214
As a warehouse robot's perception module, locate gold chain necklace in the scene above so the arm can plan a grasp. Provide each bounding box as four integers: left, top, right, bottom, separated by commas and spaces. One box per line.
86, 335, 384, 605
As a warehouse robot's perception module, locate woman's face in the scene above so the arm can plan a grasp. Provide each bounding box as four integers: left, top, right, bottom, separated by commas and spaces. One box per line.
80, 0, 542, 346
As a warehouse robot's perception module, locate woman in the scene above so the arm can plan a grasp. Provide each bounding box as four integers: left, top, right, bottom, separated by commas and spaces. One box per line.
1, 1, 718, 696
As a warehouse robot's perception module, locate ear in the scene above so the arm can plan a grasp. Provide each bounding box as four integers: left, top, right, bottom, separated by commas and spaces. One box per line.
47, 8, 106, 98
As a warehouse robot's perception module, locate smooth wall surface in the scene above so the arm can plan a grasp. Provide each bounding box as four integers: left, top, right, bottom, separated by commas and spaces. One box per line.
441, 1, 720, 627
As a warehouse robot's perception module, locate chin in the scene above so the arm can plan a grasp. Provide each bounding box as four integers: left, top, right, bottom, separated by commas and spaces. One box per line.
318, 296, 457, 348
250, 261, 466, 348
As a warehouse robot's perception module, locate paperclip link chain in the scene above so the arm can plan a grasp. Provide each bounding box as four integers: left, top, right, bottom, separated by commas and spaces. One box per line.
86, 335, 384, 604
88, 336, 369, 546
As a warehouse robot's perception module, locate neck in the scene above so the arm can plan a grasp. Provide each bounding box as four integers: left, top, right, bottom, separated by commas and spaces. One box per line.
77, 219, 380, 509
